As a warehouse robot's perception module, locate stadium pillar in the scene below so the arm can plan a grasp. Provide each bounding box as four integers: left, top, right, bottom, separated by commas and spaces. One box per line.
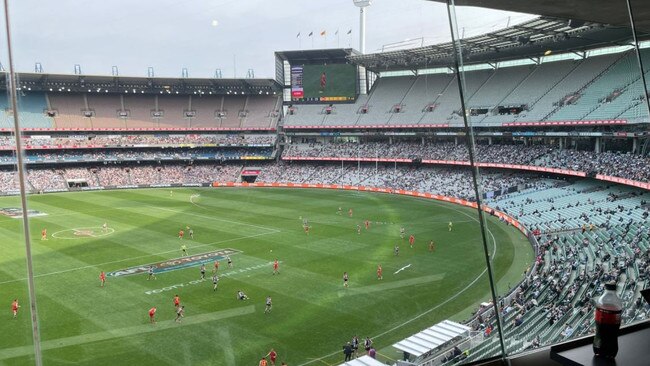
445, 1, 507, 360
2, 0, 43, 364
595, 137, 601, 153
632, 138, 639, 153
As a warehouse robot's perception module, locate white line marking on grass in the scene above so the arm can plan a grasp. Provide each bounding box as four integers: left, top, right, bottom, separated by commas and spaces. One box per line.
297, 204, 499, 366
51, 227, 115, 240
337, 274, 444, 298
141, 204, 281, 233
394, 264, 411, 274
0, 231, 278, 286
0, 305, 256, 360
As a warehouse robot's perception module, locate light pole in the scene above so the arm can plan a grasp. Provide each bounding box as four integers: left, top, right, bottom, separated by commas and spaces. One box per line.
352, 0, 372, 54
353, 0, 372, 95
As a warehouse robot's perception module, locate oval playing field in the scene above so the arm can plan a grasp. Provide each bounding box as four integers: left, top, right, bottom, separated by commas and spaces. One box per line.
0, 188, 533, 365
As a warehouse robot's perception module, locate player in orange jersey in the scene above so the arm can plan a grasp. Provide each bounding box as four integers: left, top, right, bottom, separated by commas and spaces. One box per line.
149, 306, 157, 323
364, 220, 370, 230
377, 264, 383, 280
41, 228, 47, 240
99, 271, 106, 287
409, 234, 415, 248
173, 294, 180, 309
178, 229, 184, 240
348, 208, 353, 217
11, 299, 20, 319
213, 260, 220, 274
273, 259, 279, 275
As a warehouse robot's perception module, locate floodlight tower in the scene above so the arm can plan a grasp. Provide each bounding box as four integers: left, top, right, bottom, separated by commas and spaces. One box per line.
353, 0, 372, 54
353, 0, 372, 94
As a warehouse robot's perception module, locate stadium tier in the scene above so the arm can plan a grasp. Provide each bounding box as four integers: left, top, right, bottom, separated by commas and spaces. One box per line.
280, 141, 650, 183
0, 92, 282, 129
283, 50, 650, 127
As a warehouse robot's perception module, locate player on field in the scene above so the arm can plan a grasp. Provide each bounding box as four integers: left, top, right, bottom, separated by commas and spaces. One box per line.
303, 223, 310, 235
348, 208, 353, 217
149, 306, 157, 324
189, 228, 194, 239
147, 266, 156, 280
227, 256, 233, 268
264, 296, 272, 314
213, 260, 220, 273
212, 274, 219, 291
409, 234, 415, 248
181, 244, 188, 256
364, 337, 373, 352
237, 290, 249, 300
99, 271, 106, 287
337, 207, 342, 215
377, 264, 383, 280
178, 229, 184, 240
259, 357, 268, 366
266, 349, 278, 366
173, 294, 180, 308
41, 228, 47, 240
448, 221, 453, 232
400, 227, 405, 239
175, 305, 185, 323
364, 220, 370, 230
273, 259, 279, 275
394, 244, 400, 256
343, 272, 349, 288
320, 72, 327, 91
357, 224, 361, 235
11, 299, 20, 319
429, 240, 435, 252
102, 222, 108, 233
352, 335, 360, 358
200, 264, 206, 279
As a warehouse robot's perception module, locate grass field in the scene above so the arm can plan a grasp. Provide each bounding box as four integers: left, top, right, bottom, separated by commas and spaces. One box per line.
0, 188, 533, 366
302, 64, 357, 99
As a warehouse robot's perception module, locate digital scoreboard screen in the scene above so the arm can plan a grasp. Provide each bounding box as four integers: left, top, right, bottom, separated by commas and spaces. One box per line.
290, 63, 357, 103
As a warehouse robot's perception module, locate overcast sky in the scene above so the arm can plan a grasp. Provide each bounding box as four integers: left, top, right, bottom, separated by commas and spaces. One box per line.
0, 0, 536, 78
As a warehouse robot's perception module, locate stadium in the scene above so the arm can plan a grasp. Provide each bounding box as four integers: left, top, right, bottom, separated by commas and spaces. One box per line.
1, 0, 649, 365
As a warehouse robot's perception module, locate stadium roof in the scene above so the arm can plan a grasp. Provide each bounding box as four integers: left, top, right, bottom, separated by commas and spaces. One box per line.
0, 73, 282, 95
428, 0, 650, 32
275, 48, 360, 65
392, 320, 472, 358
349, 17, 649, 72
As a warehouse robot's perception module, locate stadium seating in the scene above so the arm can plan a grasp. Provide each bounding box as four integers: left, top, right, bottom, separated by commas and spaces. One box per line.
156, 95, 192, 128
86, 94, 128, 128
0, 92, 53, 129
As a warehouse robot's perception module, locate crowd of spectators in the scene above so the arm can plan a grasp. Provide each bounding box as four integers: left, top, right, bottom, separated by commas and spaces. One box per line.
282, 141, 650, 182
257, 162, 542, 201
0, 134, 275, 148
0, 148, 273, 163
0, 164, 243, 192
